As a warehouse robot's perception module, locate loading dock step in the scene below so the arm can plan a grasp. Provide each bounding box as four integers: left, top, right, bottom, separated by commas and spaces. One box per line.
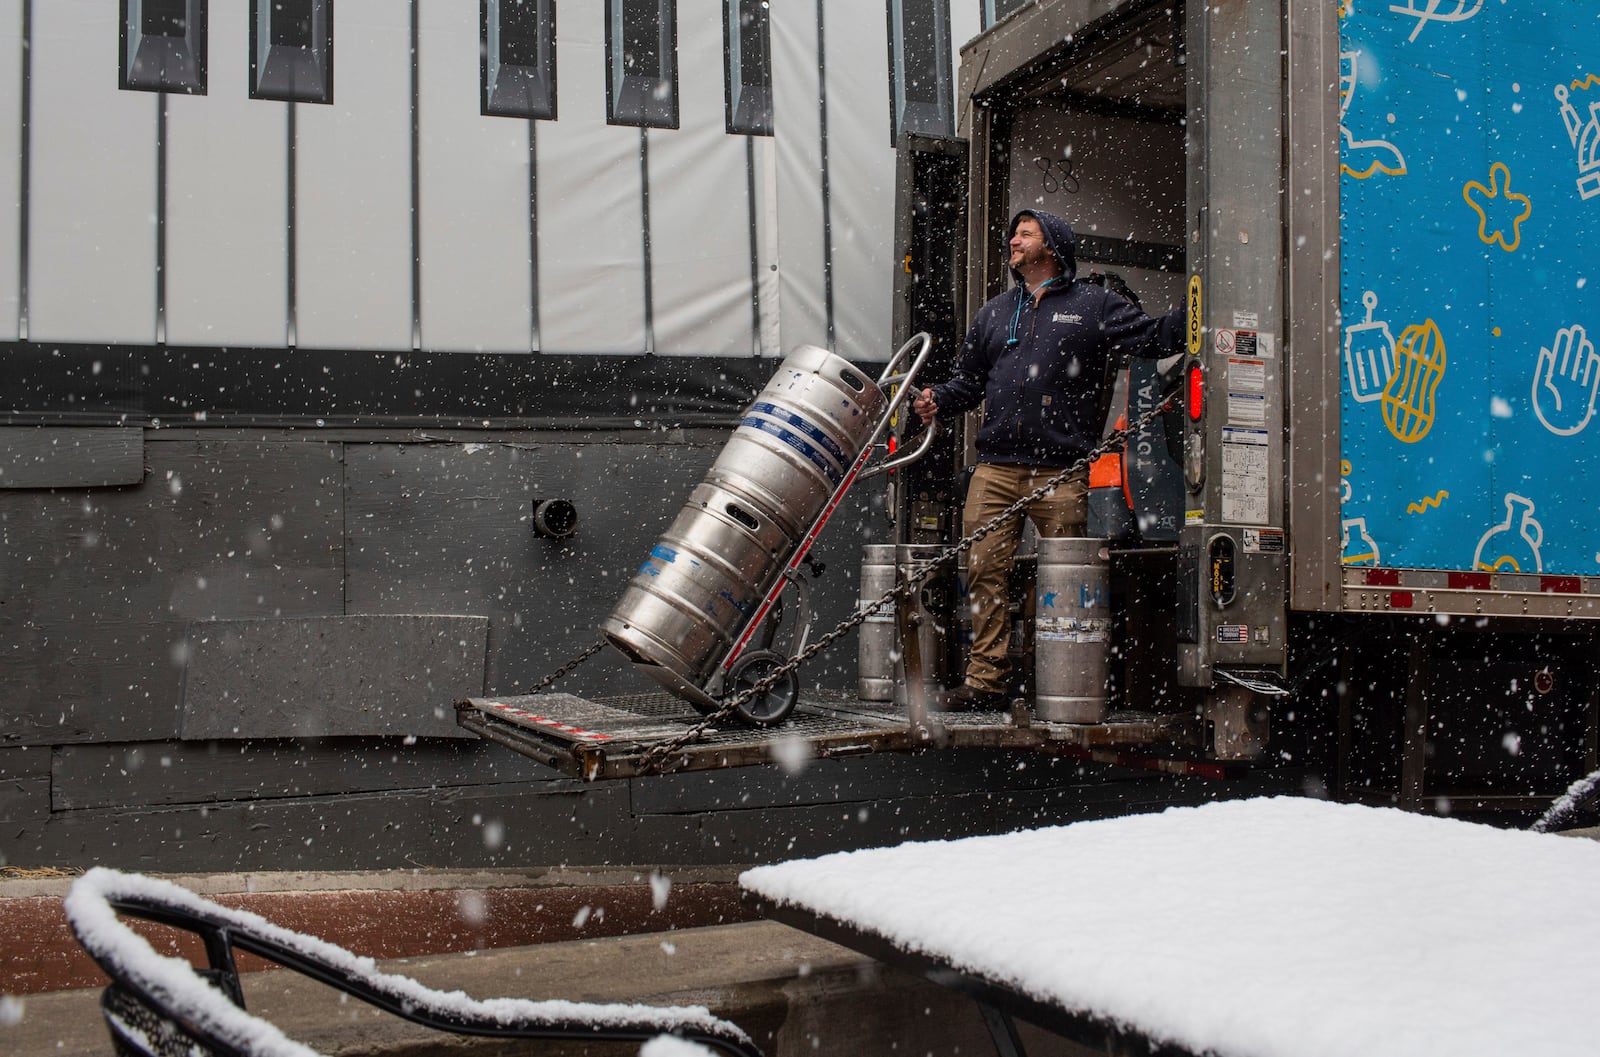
456, 691, 1204, 781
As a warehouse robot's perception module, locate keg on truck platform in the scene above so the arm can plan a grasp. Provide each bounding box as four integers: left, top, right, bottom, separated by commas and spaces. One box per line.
602, 345, 889, 694
856, 544, 952, 705
857, 545, 897, 701
1033, 537, 1112, 723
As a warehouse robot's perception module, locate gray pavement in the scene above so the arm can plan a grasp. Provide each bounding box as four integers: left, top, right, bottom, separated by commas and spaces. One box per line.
3, 918, 1092, 1057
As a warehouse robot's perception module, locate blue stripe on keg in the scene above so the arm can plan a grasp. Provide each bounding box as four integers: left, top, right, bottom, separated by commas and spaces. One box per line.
739, 415, 845, 486
749, 401, 849, 467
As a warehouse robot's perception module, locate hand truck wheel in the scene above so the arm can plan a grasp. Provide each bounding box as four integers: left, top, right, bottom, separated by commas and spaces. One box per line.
725, 649, 801, 727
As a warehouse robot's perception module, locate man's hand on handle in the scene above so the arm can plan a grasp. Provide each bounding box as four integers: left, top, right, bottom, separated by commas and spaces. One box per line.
912, 387, 938, 425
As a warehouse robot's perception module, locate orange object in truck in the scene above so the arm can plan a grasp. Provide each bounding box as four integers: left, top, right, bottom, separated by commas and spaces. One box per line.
1089, 414, 1133, 509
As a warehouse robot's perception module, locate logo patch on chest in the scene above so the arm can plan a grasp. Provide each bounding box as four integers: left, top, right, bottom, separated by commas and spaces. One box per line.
1052, 312, 1083, 325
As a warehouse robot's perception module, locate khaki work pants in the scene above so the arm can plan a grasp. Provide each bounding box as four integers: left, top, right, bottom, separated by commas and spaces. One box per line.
961, 462, 1088, 694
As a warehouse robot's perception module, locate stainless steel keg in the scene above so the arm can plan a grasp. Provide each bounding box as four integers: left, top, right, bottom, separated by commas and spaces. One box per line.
603, 346, 887, 691
856, 544, 898, 701
1034, 536, 1112, 723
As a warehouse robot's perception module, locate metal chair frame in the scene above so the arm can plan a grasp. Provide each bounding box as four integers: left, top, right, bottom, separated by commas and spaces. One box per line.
66, 868, 762, 1057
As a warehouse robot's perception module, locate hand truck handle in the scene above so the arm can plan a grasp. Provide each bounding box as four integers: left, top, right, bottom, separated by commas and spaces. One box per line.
859, 332, 939, 481
876, 332, 934, 392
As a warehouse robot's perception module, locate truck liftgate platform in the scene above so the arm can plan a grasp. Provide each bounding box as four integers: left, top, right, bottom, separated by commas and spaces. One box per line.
456, 691, 1211, 782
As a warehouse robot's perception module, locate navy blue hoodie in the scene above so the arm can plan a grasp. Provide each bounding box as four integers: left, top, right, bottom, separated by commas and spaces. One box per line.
930, 209, 1182, 467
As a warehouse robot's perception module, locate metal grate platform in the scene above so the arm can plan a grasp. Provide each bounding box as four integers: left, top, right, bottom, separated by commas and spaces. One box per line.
456, 690, 1206, 781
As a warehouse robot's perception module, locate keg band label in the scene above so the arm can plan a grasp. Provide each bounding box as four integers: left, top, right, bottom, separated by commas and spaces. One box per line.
638, 543, 684, 577
1038, 617, 1109, 642
740, 415, 845, 486
749, 402, 850, 467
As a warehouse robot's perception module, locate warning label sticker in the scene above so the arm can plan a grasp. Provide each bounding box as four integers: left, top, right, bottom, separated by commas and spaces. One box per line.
1228, 357, 1266, 392
1221, 427, 1270, 525
1243, 527, 1285, 553
1227, 392, 1267, 426
1228, 330, 1276, 359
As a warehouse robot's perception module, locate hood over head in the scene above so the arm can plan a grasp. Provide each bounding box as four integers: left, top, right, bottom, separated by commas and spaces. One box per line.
1007, 209, 1078, 285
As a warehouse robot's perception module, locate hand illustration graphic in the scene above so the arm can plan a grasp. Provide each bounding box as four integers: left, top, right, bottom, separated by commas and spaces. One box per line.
1532, 324, 1600, 436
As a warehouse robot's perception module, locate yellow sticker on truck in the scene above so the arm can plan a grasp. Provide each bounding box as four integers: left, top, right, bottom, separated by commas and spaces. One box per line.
1187, 274, 1203, 355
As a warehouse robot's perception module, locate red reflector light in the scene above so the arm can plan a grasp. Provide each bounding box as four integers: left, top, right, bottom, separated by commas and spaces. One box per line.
1390, 591, 1415, 609
1447, 571, 1491, 590
1540, 576, 1581, 594
1364, 569, 1401, 586
1186, 363, 1204, 421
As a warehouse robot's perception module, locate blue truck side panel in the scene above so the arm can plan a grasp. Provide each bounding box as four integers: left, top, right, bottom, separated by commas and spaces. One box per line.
1339, 2, 1600, 576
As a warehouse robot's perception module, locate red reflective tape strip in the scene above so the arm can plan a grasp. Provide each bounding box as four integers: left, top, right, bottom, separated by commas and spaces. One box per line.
1540, 576, 1582, 594
1365, 569, 1401, 586
487, 703, 614, 741
1447, 571, 1491, 590
1390, 591, 1414, 609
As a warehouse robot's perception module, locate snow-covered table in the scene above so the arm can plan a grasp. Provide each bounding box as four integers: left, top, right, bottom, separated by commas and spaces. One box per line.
740, 796, 1600, 1057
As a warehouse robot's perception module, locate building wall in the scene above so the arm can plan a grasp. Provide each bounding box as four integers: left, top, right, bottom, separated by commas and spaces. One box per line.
3, 1, 985, 358
0, 3, 1211, 875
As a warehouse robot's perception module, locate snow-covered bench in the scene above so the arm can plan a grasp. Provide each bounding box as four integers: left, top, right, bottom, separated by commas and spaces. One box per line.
66, 867, 761, 1057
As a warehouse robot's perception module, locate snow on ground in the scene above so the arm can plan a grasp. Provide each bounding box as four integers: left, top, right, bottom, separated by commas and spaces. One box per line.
741, 796, 1600, 1057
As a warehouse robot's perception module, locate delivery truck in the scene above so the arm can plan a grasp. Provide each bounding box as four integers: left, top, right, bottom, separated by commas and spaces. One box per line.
461, 0, 1600, 821
879, 0, 1600, 816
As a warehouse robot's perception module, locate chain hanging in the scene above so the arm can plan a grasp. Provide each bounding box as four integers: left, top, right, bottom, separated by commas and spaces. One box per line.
527, 639, 608, 695
634, 390, 1178, 773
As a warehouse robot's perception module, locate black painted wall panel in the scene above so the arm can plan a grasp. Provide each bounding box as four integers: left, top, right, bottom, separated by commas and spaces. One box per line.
51, 737, 561, 812
0, 747, 51, 824
180, 615, 489, 739
0, 440, 344, 745
632, 749, 1110, 816
9, 781, 637, 873
0, 427, 144, 488
342, 438, 715, 700
0, 619, 187, 745
0, 441, 343, 622
423, 781, 639, 869
628, 771, 1250, 866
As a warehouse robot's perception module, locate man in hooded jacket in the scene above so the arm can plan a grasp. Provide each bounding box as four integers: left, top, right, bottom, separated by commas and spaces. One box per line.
913, 208, 1183, 710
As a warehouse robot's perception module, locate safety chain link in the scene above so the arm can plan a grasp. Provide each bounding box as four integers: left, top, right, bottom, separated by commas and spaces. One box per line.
527, 639, 608, 695
633, 389, 1178, 773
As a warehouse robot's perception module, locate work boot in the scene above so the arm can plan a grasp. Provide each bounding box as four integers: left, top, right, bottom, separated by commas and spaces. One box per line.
943, 683, 1008, 711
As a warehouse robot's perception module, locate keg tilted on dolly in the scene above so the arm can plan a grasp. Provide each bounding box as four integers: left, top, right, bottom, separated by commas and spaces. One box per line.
601, 335, 938, 726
